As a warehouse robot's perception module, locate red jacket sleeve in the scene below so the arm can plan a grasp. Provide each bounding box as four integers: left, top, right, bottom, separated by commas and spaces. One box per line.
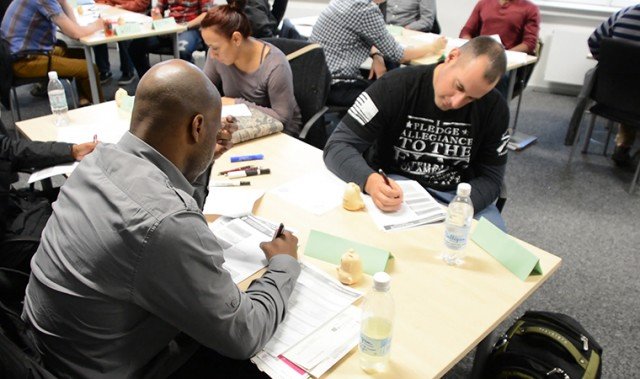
460, 1, 483, 38
112, 0, 151, 13
522, 4, 540, 54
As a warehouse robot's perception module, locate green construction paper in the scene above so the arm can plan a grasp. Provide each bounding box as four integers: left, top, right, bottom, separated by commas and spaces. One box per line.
471, 218, 543, 281
152, 17, 177, 30
304, 230, 393, 275
114, 23, 142, 36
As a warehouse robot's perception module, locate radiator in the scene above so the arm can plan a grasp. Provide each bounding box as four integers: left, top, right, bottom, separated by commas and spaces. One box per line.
544, 28, 598, 85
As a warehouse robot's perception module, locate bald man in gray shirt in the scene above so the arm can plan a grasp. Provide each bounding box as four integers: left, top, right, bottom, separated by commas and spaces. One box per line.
22, 60, 300, 378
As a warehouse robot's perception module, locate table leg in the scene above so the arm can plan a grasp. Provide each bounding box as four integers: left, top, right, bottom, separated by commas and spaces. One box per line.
83, 45, 100, 104
172, 33, 180, 59
506, 68, 537, 151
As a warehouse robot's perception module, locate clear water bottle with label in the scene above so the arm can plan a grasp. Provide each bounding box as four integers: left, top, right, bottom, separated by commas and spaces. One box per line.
47, 71, 69, 127
359, 272, 394, 373
442, 183, 474, 266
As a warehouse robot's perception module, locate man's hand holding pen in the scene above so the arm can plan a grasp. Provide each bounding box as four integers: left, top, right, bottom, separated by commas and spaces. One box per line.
260, 223, 298, 261
364, 169, 403, 212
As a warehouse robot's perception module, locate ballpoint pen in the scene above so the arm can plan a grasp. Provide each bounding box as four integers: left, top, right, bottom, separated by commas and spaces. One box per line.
272, 223, 285, 240
378, 169, 392, 188
217, 165, 255, 175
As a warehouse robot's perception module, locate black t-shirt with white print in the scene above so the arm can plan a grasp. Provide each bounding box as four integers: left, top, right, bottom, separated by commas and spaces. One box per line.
342, 64, 509, 193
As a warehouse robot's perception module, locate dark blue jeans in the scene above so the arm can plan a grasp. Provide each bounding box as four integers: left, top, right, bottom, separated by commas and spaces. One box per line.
93, 41, 134, 75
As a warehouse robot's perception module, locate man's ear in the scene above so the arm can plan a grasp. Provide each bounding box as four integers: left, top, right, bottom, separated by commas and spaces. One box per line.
446, 48, 461, 63
191, 114, 205, 143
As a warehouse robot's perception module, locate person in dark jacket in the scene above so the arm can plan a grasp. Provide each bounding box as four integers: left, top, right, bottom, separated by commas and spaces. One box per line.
0, 118, 96, 272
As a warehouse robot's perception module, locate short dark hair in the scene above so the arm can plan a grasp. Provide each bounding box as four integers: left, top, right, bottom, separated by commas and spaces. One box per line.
459, 36, 507, 83
201, 0, 252, 39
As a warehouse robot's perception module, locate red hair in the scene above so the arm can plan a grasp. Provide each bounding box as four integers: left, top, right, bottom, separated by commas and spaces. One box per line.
201, 0, 252, 39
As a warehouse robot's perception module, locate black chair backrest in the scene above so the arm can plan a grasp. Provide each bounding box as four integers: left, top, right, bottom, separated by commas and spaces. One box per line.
592, 37, 640, 115
511, 40, 543, 100
263, 38, 331, 126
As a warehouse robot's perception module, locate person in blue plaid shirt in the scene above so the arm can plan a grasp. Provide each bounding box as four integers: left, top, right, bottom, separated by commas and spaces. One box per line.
310, 0, 446, 107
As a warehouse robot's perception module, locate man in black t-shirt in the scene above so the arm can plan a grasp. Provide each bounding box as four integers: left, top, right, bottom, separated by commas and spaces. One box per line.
324, 36, 510, 230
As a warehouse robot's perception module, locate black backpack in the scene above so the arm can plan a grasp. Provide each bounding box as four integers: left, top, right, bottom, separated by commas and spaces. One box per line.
483, 311, 602, 379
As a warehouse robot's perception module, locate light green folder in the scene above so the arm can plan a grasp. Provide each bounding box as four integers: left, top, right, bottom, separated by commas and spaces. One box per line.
471, 218, 542, 281
304, 230, 392, 275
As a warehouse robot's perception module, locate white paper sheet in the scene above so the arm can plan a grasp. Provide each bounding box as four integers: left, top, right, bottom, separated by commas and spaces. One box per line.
28, 162, 79, 183
270, 171, 345, 215
505, 50, 529, 65
208, 215, 278, 283
262, 263, 362, 357
56, 124, 127, 145
222, 104, 252, 118
363, 180, 446, 231
284, 305, 361, 378
203, 187, 264, 217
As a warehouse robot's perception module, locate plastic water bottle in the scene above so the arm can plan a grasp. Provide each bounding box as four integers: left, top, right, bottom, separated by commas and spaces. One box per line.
359, 272, 394, 373
47, 71, 69, 127
442, 183, 474, 266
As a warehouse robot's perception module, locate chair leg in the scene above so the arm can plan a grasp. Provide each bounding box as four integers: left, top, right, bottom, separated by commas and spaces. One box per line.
568, 114, 584, 166
630, 158, 640, 194
602, 121, 614, 156
10, 87, 21, 121
581, 114, 597, 154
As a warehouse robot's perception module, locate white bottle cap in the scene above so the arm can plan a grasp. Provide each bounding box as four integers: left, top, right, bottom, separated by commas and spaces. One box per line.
457, 183, 471, 197
48, 71, 58, 80
373, 272, 391, 292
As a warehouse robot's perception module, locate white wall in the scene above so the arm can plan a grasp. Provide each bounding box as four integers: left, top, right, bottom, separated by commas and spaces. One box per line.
286, 0, 619, 94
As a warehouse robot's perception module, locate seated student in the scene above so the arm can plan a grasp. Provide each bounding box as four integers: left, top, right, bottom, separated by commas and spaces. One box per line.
128, 0, 213, 78
21, 59, 300, 378
459, 0, 539, 97
385, 0, 437, 33
92, 0, 150, 85
201, 0, 302, 136
1, 0, 105, 104
587, 4, 640, 167
0, 118, 96, 273
324, 37, 510, 230
309, 0, 446, 107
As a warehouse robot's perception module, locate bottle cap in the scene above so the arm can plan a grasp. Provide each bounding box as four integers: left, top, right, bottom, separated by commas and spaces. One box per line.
48, 71, 58, 80
373, 272, 391, 292
457, 183, 471, 197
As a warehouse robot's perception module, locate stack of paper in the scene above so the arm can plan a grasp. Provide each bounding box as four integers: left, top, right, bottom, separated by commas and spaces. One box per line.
252, 264, 362, 378
363, 180, 446, 231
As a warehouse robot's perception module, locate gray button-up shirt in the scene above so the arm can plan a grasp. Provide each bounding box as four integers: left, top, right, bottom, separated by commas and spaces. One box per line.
23, 132, 301, 378
385, 0, 436, 32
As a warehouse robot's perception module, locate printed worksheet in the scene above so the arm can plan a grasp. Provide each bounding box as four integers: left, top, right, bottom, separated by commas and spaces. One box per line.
363, 180, 446, 231
270, 171, 345, 215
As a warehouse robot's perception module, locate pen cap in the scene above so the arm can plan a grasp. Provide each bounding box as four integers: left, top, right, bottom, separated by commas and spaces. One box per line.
456, 183, 471, 197
372, 272, 391, 292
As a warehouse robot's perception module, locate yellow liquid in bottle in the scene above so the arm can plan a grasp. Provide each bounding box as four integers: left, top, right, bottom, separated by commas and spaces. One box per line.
359, 317, 392, 373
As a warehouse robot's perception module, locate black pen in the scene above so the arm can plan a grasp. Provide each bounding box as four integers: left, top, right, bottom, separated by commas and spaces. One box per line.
378, 168, 392, 188
272, 223, 285, 240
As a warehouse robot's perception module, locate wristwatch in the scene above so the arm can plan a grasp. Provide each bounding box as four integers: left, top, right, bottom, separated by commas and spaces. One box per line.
370, 51, 384, 59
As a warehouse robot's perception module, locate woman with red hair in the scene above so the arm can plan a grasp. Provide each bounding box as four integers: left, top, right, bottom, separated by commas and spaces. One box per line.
201, 0, 302, 136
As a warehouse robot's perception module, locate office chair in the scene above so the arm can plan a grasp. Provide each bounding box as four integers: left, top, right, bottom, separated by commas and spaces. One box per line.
568, 38, 640, 193
0, 39, 78, 122
263, 38, 331, 149
510, 40, 543, 133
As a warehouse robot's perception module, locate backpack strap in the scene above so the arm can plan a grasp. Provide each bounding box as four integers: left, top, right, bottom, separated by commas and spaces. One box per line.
285, 43, 321, 61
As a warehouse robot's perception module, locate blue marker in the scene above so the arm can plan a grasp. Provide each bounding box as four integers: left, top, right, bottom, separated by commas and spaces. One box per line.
230, 154, 264, 163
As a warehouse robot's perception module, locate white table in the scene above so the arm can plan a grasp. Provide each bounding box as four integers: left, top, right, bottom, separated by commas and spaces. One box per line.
72, 4, 187, 103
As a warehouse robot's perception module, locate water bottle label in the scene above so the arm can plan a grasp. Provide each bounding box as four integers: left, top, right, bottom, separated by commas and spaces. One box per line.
360, 333, 391, 357
49, 90, 67, 109
444, 229, 468, 250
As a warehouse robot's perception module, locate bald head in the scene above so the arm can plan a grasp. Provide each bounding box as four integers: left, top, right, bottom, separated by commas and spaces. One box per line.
131, 59, 221, 137
130, 60, 222, 182
457, 36, 507, 84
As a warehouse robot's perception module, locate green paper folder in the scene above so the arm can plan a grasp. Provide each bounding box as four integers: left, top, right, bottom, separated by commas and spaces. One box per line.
304, 230, 392, 275
471, 218, 543, 281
